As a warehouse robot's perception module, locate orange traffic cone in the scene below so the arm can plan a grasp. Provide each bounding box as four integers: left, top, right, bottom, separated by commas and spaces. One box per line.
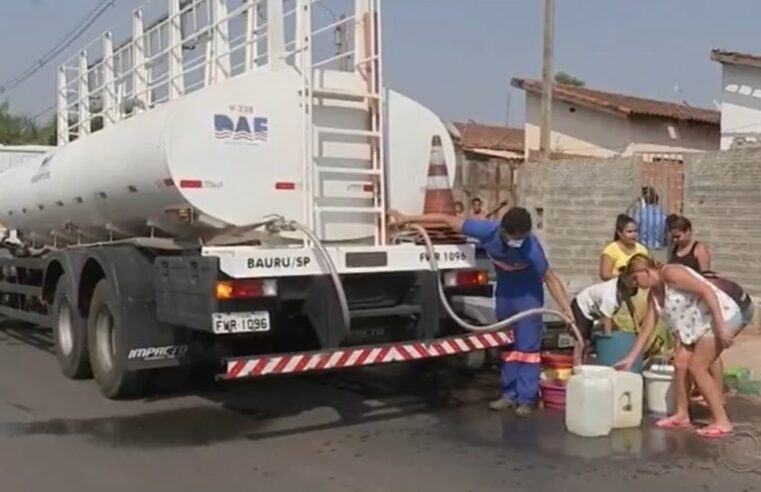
423, 135, 456, 215
415, 135, 466, 245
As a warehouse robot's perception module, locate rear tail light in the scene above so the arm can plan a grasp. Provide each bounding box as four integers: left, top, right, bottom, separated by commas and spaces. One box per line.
215, 279, 278, 299
444, 270, 489, 288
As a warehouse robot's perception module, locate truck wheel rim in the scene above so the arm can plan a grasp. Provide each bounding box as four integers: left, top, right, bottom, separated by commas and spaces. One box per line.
57, 301, 74, 356
95, 306, 116, 373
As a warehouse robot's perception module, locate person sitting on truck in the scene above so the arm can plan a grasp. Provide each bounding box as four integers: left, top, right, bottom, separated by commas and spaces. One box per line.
570, 274, 639, 361
387, 206, 573, 417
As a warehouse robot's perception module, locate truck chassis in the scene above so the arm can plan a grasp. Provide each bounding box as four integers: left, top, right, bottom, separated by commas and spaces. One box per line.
0, 241, 505, 399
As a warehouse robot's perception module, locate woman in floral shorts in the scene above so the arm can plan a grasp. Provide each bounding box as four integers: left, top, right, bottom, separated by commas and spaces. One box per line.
616, 254, 754, 439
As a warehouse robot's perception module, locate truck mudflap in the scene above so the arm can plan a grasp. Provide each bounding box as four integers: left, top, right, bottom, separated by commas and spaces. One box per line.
222, 328, 514, 380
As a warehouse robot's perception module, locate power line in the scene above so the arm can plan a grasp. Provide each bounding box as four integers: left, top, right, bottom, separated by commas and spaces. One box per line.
0, 0, 117, 97
0, 0, 114, 93
30, 103, 57, 123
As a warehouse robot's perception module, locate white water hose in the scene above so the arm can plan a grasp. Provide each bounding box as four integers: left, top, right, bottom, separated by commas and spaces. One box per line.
405, 223, 585, 357
259, 216, 584, 363
288, 221, 352, 331
260, 216, 352, 332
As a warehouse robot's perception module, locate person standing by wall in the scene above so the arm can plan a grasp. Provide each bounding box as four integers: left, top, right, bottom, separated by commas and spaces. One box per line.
633, 186, 667, 251
454, 201, 465, 218
387, 207, 572, 417
667, 215, 711, 272
599, 214, 650, 334
469, 197, 485, 218
599, 214, 649, 281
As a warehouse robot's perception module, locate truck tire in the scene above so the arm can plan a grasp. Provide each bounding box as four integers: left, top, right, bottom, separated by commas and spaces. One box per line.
87, 278, 147, 399
52, 276, 91, 379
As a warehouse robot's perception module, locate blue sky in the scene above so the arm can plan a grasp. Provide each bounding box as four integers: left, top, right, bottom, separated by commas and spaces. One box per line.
2, 0, 761, 127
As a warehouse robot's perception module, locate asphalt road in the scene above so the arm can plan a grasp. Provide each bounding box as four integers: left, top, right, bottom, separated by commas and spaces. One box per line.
1, 321, 760, 492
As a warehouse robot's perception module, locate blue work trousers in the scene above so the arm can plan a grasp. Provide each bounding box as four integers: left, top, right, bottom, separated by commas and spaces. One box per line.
496, 295, 543, 405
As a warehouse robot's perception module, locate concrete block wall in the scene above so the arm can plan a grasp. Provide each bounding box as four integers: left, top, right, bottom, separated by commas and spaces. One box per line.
683, 149, 761, 299
518, 157, 639, 291
518, 148, 761, 307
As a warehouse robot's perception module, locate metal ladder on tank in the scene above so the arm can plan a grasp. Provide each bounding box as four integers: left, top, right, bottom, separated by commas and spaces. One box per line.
297, 0, 387, 247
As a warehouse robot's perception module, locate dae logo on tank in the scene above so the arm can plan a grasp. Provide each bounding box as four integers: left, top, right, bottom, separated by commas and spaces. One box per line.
213, 114, 269, 144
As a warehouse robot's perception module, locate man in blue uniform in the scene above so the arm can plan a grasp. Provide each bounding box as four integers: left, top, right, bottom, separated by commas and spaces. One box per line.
389, 206, 573, 416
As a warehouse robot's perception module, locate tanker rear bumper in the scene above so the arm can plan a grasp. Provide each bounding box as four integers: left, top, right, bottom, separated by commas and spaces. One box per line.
154, 244, 493, 358
222, 328, 514, 380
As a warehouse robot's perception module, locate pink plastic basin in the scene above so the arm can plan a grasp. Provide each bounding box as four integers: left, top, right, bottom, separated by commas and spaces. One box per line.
540, 379, 567, 410
541, 352, 574, 369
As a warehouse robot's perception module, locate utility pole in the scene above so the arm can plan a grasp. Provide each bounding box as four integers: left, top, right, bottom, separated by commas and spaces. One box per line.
505, 91, 512, 127
539, 0, 555, 161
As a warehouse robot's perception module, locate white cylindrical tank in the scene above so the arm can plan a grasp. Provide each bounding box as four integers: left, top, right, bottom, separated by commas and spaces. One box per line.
0, 67, 456, 246
0, 144, 54, 173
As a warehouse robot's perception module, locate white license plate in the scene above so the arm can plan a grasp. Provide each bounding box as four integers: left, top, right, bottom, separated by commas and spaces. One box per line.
212, 312, 270, 334
558, 333, 575, 348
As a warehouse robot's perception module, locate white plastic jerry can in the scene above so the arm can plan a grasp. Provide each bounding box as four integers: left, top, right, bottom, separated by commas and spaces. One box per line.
611, 371, 643, 429
565, 365, 614, 437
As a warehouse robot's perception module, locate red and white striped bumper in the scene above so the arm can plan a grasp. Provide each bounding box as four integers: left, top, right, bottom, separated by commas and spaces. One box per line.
223, 329, 514, 380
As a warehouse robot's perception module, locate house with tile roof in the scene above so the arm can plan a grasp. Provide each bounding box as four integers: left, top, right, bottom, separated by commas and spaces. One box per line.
447, 121, 524, 217
510, 78, 720, 160
451, 121, 524, 161
710, 49, 761, 150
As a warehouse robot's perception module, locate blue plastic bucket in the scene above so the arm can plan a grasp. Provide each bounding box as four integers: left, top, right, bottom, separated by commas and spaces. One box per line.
594, 331, 643, 373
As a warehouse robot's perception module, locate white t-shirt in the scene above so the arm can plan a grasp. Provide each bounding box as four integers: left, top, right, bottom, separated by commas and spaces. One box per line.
575, 278, 621, 321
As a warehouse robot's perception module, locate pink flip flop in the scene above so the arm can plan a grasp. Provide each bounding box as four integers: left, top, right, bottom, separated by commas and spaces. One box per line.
696, 426, 733, 439
655, 417, 693, 429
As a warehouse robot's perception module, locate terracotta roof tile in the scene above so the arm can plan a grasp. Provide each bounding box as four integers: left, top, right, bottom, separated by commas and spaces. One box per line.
511, 78, 719, 125
452, 121, 524, 153
711, 49, 761, 69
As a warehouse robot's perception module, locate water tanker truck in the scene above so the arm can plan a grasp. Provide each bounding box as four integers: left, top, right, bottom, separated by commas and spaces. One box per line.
0, 0, 504, 398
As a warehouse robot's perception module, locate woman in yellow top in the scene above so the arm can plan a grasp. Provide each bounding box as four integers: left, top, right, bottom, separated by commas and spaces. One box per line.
600, 214, 649, 280
599, 214, 649, 333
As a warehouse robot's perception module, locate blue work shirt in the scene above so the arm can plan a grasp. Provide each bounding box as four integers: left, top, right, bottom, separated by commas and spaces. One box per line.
462, 219, 548, 304
634, 204, 667, 250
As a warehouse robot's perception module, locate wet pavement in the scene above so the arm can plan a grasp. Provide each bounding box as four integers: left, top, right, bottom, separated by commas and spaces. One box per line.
1, 322, 760, 491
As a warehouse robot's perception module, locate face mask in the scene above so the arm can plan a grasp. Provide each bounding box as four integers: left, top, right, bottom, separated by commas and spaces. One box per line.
507, 239, 525, 249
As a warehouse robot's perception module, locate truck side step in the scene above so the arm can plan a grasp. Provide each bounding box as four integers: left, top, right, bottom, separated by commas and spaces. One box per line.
221, 329, 514, 380
315, 126, 381, 138
314, 205, 384, 214
316, 166, 381, 176
309, 88, 381, 102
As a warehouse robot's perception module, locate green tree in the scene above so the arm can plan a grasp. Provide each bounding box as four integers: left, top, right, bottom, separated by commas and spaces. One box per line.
555, 71, 585, 87
0, 101, 56, 145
